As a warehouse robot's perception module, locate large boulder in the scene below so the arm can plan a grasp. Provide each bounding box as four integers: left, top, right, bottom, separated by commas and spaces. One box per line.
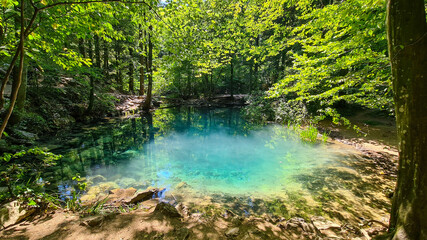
0, 201, 36, 229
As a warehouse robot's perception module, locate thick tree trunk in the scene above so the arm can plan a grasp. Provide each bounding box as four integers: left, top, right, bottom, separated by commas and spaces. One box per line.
387, 0, 427, 239
142, 25, 153, 112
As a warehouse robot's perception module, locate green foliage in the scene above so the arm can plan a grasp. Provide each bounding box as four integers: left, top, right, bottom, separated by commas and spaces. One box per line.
287, 123, 328, 143
268, 0, 392, 123
0, 148, 62, 205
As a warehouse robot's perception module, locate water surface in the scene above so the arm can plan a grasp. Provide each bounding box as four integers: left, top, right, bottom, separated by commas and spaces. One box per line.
44, 107, 392, 222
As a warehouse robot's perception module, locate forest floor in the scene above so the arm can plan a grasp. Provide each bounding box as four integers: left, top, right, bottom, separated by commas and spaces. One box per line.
1, 98, 397, 240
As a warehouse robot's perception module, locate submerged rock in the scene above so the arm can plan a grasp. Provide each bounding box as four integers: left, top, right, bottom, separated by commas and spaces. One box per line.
117, 177, 137, 188
225, 227, 240, 237
154, 202, 181, 218
88, 175, 107, 185
80, 182, 119, 203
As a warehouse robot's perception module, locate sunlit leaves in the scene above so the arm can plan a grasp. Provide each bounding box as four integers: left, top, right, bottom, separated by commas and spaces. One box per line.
269, 0, 393, 119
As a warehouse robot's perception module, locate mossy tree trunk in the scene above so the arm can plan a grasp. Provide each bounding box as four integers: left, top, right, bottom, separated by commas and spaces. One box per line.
387, 0, 427, 239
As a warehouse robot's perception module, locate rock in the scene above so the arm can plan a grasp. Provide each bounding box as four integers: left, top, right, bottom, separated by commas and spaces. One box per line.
131, 181, 150, 190
98, 182, 120, 192
107, 188, 137, 206
225, 227, 240, 237
117, 177, 137, 188
126, 188, 159, 204
311, 216, 341, 238
154, 202, 181, 218
311, 216, 341, 230
176, 181, 187, 189
278, 217, 317, 235
0, 201, 36, 229
176, 203, 190, 218
88, 175, 107, 184
80, 182, 119, 203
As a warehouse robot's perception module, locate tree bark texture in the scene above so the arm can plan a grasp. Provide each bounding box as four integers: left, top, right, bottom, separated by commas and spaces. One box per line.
387, 0, 427, 239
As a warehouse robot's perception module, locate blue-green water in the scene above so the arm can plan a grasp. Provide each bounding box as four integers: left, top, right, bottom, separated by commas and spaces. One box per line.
44, 107, 391, 220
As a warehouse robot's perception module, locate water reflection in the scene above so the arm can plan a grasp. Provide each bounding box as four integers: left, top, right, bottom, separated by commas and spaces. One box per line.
41, 107, 393, 224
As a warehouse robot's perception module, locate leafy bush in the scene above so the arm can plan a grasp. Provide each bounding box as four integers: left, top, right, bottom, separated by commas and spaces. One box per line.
0, 148, 62, 205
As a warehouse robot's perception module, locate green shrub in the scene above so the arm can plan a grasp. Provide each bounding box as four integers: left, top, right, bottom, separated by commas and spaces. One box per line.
0, 148, 62, 205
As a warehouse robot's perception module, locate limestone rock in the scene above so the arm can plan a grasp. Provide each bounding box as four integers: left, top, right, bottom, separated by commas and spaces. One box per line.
80, 182, 119, 203
107, 188, 137, 206
126, 188, 159, 204
311, 216, 341, 238
0, 201, 36, 229
87, 175, 107, 184
311, 216, 341, 230
225, 227, 240, 237
176, 203, 190, 218
117, 177, 137, 188
154, 202, 181, 218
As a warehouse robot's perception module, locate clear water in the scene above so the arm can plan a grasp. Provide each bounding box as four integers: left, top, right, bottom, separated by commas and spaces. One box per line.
44, 107, 391, 221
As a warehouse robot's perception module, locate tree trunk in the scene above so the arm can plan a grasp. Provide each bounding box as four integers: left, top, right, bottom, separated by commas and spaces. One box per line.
230, 55, 234, 98
115, 39, 123, 92
249, 60, 253, 94
86, 37, 95, 114
142, 25, 153, 112
129, 47, 134, 94
103, 38, 109, 81
139, 50, 145, 96
79, 38, 86, 58
254, 35, 259, 90
387, 0, 427, 239
0, 0, 25, 139
139, 24, 145, 96
94, 35, 101, 68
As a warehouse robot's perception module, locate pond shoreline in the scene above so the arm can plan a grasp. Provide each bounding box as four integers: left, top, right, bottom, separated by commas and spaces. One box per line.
1, 104, 397, 240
